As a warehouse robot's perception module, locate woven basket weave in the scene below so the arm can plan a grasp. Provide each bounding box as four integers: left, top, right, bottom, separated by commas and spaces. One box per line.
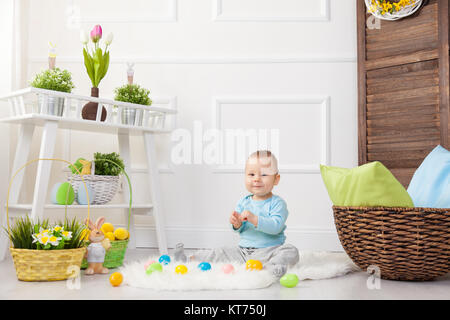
81, 239, 129, 269
333, 206, 450, 281
365, 0, 424, 21
10, 247, 86, 281
69, 174, 119, 205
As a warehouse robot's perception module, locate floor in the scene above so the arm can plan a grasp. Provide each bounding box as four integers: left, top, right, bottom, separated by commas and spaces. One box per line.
1, 248, 450, 300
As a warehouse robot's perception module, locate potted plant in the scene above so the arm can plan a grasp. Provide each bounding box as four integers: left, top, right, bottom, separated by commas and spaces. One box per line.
30, 67, 75, 116
114, 83, 152, 126
5, 216, 87, 281
68, 152, 125, 205
80, 24, 113, 121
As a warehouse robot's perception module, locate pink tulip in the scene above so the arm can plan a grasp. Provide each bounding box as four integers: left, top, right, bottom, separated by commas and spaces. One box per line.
90, 25, 102, 43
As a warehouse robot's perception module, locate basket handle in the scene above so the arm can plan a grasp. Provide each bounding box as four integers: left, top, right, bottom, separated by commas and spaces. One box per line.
97, 158, 132, 232
6, 158, 91, 237
79, 157, 133, 232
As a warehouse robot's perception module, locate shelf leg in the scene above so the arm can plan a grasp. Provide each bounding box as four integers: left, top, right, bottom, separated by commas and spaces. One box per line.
0, 212, 9, 261
9, 124, 35, 204
30, 120, 58, 222
118, 132, 136, 249
143, 132, 168, 255
1, 124, 35, 260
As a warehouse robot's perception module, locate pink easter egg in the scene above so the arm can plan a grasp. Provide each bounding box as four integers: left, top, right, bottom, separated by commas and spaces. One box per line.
222, 264, 235, 274
144, 260, 156, 270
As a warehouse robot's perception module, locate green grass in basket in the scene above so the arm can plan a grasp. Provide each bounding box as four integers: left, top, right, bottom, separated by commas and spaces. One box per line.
4, 216, 87, 249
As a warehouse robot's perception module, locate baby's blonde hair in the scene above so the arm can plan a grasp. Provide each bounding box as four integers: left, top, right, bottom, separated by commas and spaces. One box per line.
246, 150, 279, 174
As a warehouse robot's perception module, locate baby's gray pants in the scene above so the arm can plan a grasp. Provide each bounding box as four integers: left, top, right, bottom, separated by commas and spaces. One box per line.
193, 243, 299, 273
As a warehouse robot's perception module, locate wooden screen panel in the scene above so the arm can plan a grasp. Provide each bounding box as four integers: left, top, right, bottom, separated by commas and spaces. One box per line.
366, 59, 441, 171
357, 0, 449, 188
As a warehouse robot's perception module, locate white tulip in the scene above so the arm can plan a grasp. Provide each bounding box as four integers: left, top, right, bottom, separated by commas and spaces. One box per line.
80, 29, 89, 45
105, 32, 114, 45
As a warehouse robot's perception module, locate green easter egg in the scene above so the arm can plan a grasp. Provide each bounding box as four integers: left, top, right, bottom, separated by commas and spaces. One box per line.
280, 273, 299, 288
56, 182, 75, 205
146, 262, 163, 275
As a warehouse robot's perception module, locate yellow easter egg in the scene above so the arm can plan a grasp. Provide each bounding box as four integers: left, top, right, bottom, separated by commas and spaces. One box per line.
104, 232, 115, 241
114, 228, 128, 240
101, 222, 114, 234
246, 259, 263, 271
175, 265, 188, 274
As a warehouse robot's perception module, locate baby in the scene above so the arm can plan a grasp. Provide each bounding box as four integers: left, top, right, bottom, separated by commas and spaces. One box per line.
175, 150, 299, 277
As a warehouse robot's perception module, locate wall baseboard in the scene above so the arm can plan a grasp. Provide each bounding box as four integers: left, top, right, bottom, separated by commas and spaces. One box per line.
118, 224, 344, 252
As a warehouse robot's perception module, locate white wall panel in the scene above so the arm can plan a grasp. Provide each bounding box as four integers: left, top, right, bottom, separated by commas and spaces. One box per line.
17, 0, 357, 251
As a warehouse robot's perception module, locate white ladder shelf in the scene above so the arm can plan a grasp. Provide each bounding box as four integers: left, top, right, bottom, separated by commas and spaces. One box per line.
0, 87, 177, 261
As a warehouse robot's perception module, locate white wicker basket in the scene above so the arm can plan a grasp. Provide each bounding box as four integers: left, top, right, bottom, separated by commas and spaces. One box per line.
69, 174, 119, 205
365, 0, 423, 21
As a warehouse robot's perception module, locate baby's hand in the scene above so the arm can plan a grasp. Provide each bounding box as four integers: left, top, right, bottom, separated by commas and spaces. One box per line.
230, 211, 242, 229
240, 210, 258, 227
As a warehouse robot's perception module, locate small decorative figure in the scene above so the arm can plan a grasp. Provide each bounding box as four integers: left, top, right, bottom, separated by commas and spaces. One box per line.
84, 216, 111, 275
127, 62, 135, 85
48, 42, 57, 70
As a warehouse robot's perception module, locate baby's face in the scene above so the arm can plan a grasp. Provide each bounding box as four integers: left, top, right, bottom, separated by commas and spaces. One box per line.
245, 157, 280, 198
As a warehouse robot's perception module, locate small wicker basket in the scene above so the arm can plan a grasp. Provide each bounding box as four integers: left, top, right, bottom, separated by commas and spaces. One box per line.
333, 206, 450, 281
69, 174, 119, 205
365, 0, 424, 21
81, 239, 129, 269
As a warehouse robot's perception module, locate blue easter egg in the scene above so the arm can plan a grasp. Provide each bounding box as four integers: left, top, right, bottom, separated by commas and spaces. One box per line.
197, 262, 211, 271
50, 183, 62, 204
76, 182, 95, 205
158, 255, 171, 265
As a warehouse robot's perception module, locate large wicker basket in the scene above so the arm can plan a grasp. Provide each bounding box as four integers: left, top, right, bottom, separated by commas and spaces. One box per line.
10, 247, 86, 281
6, 158, 91, 282
69, 174, 119, 205
333, 206, 450, 281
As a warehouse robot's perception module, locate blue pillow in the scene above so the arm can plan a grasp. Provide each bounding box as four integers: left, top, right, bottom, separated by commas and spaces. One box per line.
407, 145, 450, 208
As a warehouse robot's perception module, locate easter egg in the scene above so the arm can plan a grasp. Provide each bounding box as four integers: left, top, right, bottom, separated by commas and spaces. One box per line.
114, 228, 128, 240
175, 265, 188, 274
158, 254, 171, 265
144, 260, 156, 270
51, 182, 75, 205
109, 272, 123, 287
76, 182, 95, 205
101, 222, 114, 234
246, 259, 263, 271
222, 264, 235, 274
145, 262, 163, 275
197, 262, 212, 271
280, 273, 299, 288
104, 232, 115, 241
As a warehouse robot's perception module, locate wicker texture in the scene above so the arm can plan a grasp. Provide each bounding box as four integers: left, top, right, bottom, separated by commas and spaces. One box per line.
69, 174, 119, 205
81, 240, 129, 269
10, 247, 86, 281
333, 206, 450, 281
365, 0, 424, 21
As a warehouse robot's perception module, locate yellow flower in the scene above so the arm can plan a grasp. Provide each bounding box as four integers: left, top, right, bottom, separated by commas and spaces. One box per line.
54, 226, 62, 232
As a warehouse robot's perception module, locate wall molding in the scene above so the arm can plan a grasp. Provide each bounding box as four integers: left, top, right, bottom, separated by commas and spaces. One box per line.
75, 0, 178, 23
212, 0, 330, 22
29, 55, 357, 65
212, 96, 331, 174
115, 224, 343, 251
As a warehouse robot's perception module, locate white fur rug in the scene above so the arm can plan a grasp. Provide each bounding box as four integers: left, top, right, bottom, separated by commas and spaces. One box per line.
120, 251, 360, 291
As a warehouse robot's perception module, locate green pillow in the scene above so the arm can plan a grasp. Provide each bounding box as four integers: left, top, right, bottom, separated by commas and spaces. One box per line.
320, 161, 414, 207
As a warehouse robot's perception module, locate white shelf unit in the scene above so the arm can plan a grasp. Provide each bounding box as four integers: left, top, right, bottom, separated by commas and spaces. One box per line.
0, 87, 177, 261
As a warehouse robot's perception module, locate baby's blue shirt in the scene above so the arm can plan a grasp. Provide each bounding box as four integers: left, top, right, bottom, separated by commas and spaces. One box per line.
232, 194, 288, 248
